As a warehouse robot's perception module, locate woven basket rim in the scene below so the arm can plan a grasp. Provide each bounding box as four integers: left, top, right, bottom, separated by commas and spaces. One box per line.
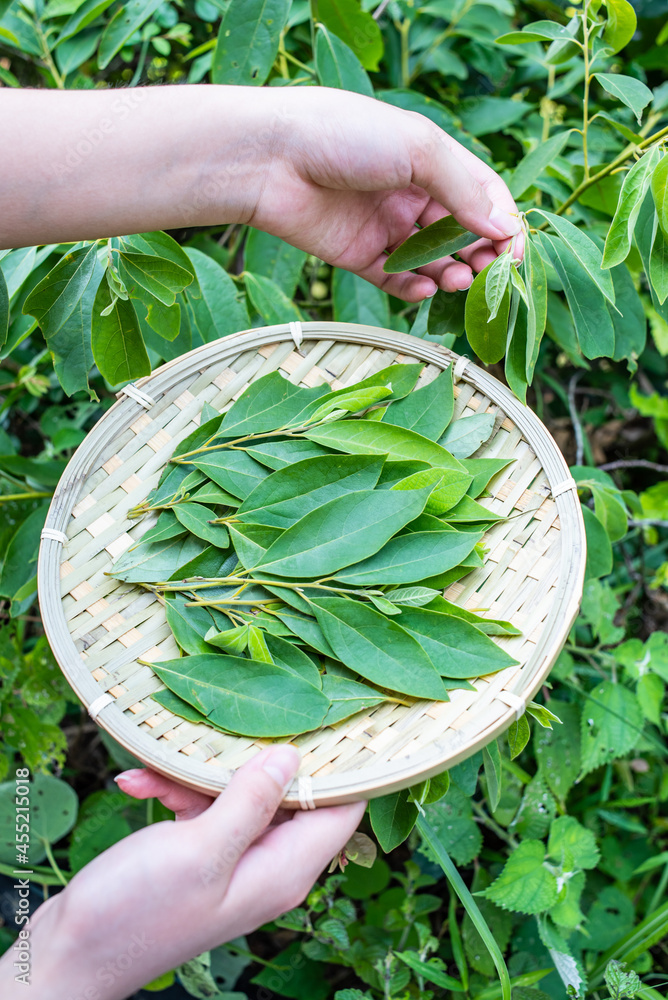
38, 322, 586, 806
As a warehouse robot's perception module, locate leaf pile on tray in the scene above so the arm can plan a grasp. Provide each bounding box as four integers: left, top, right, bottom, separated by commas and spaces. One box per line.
110, 363, 521, 739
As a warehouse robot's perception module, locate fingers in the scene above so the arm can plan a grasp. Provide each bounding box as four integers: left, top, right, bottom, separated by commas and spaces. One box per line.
221, 801, 367, 933
194, 744, 301, 863
115, 768, 214, 821
410, 122, 521, 244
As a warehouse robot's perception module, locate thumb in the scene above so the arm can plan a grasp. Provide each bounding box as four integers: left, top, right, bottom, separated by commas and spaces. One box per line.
411, 125, 521, 243
195, 744, 301, 863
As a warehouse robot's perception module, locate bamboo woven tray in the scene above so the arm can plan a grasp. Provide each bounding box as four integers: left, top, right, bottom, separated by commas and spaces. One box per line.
38, 322, 586, 808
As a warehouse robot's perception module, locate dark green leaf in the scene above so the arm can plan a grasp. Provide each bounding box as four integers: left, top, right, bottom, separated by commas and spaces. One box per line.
237, 454, 384, 528
56, 0, 115, 43
117, 252, 193, 307
462, 458, 514, 498
311, 0, 383, 70
165, 596, 218, 655
91, 280, 150, 386
173, 503, 230, 548
111, 534, 206, 583
23, 243, 99, 334
333, 529, 481, 585
46, 255, 102, 397
603, 145, 661, 267
217, 370, 329, 438
0, 504, 48, 600
465, 260, 511, 364
228, 522, 283, 569
529, 209, 615, 305
507, 715, 531, 758
0, 263, 8, 351
315, 23, 374, 96
509, 131, 572, 199
264, 633, 322, 688
274, 608, 336, 657
243, 230, 307, 298
135, 510, 185, 547
332, 269, 390, 327
211, 0, 291, 85
246, 438, 335, 470
311, 597, 449, 700
369, 791, 419, 852
256, 487, 431, 578
245, 271, 304, 325
582, 505, 613, 579
652, 154, 668, 241
483, 740, 502, 811
185, 248, 250, 341
439, 413, 495, 458
149, 654, 330, 737
188, 449, 271, 500
98, 0, 164, 68
384, 217, 481, 274
396, 608, 518, 678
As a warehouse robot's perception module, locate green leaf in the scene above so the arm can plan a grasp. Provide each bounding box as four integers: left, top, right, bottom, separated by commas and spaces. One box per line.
394, 951, 464, 991
237, 454, 384, 528
186, 451, 265, 501
425, 595, 521, 636
45, 255, 102, 397
603, 145, 661, 267
56, 0, 115, 43
311, 597, 449, 701
608, 255, 648, 359
23, 243, 99, 333
382, 368, 454, 441
384, 217, 481, 274
386, 585, 440, 608
534, 700, 580, 802
419, 784, 482, 866
173, 503, 230, 548
217, 370, 329, 438
0, 505, 48, 601
649, 216, 668, 307
311, 0, 383, 70
509, 132, 572, 199
188, 481, 239, 507
637, 672, 664, 726
321, 673, 386, 725
262, 633, 322, 688
465, 261, 511, 364
439, 413, 495, 459
315, 23, 374, 96
537, 232, 615, 358
480, 840, 558, 914
274, 608, 336, 657
395, 608, 518, 679
245, 271, 304, 325
594, 73, 652, 123
0, 266, 8, 351
603, 0, 637, 53
150, 654, 330, 737
91, 280, 150, 386
507, 715, 530, 758
332, 269, 390, 327
369, 790, 419, 851
0, 772, 78, 866
530, 209, 615, 306
483, 740, 502, 811
333, 529, 481, 585
579, 681, 644, 778
117, 252, 193, 307
246, 438, 335, 471
98, 0, 164, 68
445, 494, 505, 523
185, 248, 249, 341
165, 596, 218, 656
303, 364, 423, 412
496, 20, 577, 43
582, 505, 613, 579
604, 960, 642, 1000
392, 468, 472, 515
256, 486, 431, 578
305, 385, 393, 424
243, 230, 307, 298
305, 419, 467, 472
651, 154, 668, 242
228, 522, 283, 569
484, 252, 513, 322
211, 0, 291, 85
548, 815, 600, 871
111, 534, 205, 583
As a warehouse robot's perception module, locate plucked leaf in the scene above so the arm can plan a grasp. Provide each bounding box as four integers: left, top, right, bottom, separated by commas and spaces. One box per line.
395, 607, 518, 678
333, 529, 481, 585
188, 450, 271, 500
462, 457, 514, 498
173, 503, 230, 548
305, 419, 467, 471
311, 597, 449, 700
149, 654, 330, 737
255, 487, 431, 578
384, 217, 481, 273
382, 368, 454, 440
322, 673, 387, 725
165, 597, 217, 655
111, 534, 205, 583
217, 370, 329, 438
439, 413, 495, 458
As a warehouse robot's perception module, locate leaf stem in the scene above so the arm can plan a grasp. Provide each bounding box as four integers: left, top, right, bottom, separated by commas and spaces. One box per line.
42, 838, 69, 887
416, 813, 512, 1000
0, 491, 52, 503
581, 0, 592, 181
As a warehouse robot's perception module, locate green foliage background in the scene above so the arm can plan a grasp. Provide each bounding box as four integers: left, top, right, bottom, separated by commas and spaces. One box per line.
1, 0, 668, 998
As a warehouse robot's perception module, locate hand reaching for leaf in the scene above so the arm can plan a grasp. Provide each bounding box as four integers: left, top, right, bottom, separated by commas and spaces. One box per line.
1, 86, 520, 299
0, 746, 365, 1000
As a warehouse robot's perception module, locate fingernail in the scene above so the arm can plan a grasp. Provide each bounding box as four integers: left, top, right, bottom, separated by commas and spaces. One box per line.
262, 745, 301, 792
425, 282, 438, 297
489, 207, 521, 237
457, 274, 473, 291
114, 768, 144, 784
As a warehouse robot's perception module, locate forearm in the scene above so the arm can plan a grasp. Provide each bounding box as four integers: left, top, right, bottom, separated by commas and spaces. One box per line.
0, 85, 283, 249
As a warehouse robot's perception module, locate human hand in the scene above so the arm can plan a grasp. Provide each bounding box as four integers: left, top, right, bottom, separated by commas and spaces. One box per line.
0, 745, 365, 1000
249, 87, 522, 301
